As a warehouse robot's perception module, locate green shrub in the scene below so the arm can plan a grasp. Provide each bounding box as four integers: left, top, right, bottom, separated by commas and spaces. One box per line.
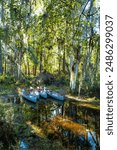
0, 75, 7, 83
80, 80, 100, 98
0, 75, 15, 84
55, 73, 69, 86
0, 102, 18, 149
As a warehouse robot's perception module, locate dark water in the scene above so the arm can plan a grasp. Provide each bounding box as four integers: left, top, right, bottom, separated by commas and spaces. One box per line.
0, 94, 99, 149
64, 101, 100, 150
19, 97, 100, 150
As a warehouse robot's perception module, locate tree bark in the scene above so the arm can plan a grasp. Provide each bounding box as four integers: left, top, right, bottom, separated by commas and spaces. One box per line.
70, 56, 78, 93
24, 64, 27, 75
4, 58, 7, 74
63, 48, 65, 73
27, 59, 30, 76
0, 40, 3, 75
40, 51, 43, 73
58, 58, 61, 74
33, 65, 37, 76
17, 52, 22, 80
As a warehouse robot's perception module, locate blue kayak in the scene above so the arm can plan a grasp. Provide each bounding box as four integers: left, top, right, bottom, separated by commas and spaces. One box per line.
21, 90, 40, 103
47, 91, 64, 101
40, 90, 47, 99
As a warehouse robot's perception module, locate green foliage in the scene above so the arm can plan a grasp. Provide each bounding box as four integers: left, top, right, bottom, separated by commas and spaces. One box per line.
0, 0, 100, 97
0, 74, 15, 84
0, 74, 6, 83
0, 120, 18, 149
0, 102, 18, 149
80, 79, 100, 98
55, 72, 69, 86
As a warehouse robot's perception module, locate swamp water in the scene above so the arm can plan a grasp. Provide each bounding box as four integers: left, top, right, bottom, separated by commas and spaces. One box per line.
0, 95, 99, 149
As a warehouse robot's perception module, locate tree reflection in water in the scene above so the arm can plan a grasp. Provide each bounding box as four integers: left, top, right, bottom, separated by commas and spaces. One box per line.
22, 97, 100, 150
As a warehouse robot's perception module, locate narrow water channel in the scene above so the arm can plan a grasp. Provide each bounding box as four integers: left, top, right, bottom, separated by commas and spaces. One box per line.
0, 94, 100, 149
19, 97, 100, 150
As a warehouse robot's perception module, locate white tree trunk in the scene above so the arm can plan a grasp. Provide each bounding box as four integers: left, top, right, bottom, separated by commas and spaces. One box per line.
0, 40, 3, 74
70, 56, 78, 93
17, 53, 22, 80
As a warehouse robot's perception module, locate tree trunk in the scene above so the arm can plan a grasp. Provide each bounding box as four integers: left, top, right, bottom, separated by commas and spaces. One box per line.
16, 52, 22, 80
33, 65, 37, 76
17, 63, 21, 79
4, 58, 7, 74
40, 51, 43, 73
58, 58, 61, 74
58, 43, 61, 74
43, 46, 46, 71
63, 48, 65, 73
27, 59, 30, 76
24, 54, 27, 75
70, 56, 78, 93
0, 40, 3, 75
0, 0, 5, 78
24, 64, 27, 75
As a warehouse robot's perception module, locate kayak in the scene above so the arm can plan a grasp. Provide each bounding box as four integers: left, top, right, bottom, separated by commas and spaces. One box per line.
40, 90, 47, 99
21, 90, 40, 103
47, 91, 64, 101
